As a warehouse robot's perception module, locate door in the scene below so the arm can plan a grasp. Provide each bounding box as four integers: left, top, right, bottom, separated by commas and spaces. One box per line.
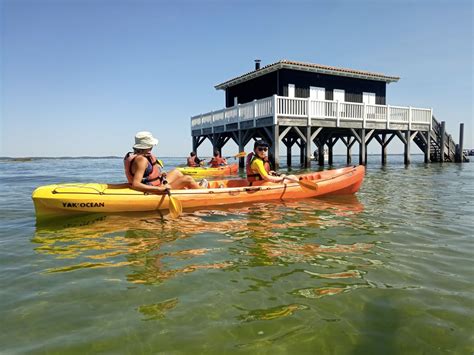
333, 89, 345, 102
310, 87, 326, 117
310, 86, 325, 100
333, 89, 345, 117
288, 84, 295, 98
363, 92, 376, 105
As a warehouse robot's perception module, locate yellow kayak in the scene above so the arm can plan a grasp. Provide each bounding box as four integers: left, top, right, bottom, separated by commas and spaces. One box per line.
32, 166, 365, 220
177, 163, 238, 176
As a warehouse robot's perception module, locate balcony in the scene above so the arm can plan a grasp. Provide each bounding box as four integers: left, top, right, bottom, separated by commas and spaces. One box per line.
191, 95, 432, 135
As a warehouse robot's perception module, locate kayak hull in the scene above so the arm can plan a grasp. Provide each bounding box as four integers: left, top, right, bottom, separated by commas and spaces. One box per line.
32, 166, 365, 220
176, 163, 238, 176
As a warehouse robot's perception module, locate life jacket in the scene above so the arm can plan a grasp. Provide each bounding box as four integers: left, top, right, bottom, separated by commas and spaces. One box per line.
209, 156, 226, 168
124, 152, 165, 186
187, 156, 199, 167
246, 152, 271, 182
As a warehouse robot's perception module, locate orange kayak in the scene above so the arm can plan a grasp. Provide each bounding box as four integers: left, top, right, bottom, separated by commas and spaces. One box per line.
176, 163, 238, 176
32, 166, 365, 220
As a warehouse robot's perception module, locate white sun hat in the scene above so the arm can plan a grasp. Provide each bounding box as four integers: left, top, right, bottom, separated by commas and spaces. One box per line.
133, 131, 159, 149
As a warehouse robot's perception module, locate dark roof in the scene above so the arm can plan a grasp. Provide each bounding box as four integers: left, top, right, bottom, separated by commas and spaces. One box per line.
215, 59, 400, 90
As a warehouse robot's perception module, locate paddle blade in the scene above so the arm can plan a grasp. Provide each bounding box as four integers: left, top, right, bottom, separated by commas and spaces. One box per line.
298, 179, 319, 192
234, 151, 246, 158
168, 195, 182, 218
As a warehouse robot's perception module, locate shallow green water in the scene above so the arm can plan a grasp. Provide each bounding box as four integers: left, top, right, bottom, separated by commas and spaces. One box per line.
1, 156, 473, 353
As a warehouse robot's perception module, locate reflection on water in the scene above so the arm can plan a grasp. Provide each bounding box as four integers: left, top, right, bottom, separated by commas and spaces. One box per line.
294, 283, 372, 299
138, 298, 179, 321
33, 196, 368, 266
31, 196, 379, 312
237, 303, 309, 322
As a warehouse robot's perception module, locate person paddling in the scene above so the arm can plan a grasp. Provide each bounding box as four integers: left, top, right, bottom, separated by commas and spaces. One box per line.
209, 150, 227, 168
246, 140, 297, 183
187, 151, 202, 167
124, 131, 202, 193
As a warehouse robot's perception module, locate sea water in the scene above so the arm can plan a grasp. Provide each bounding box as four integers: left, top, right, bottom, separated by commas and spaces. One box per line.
0, 156, 472, 353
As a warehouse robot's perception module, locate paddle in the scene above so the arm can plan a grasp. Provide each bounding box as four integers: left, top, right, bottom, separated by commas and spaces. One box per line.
229, 151, 246, 159
167, 190, 183, 218
283, 177, 319, 192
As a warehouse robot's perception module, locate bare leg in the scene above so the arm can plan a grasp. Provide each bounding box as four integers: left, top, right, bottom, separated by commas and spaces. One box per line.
166, 169, 200, 189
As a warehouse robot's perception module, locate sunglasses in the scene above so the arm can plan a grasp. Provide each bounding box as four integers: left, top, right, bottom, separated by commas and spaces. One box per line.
257, 147, 268, 152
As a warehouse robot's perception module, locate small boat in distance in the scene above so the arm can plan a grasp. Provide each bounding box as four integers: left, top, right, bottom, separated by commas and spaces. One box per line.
177, 163, 238, 177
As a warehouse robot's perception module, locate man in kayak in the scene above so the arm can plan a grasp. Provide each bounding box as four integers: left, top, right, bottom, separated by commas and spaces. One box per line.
125, 131, 202, 193
246, 140, 296, 183
209, 150, 227, 167
187, 152, 203, 167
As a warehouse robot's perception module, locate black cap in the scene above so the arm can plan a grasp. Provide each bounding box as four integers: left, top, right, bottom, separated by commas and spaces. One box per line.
254, 140, 270, 149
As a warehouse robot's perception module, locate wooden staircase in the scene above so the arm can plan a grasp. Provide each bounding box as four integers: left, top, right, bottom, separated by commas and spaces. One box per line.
413, 116, 468, 162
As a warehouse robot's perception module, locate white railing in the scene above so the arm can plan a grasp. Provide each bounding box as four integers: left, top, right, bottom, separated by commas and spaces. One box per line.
277, 97, 307, 117
239, 102, 254, 121
340, 102, 363, 119
389, 106, 409, 123
256, 97, 274, 118
190, 97, 276, 129
310, 100, 337, 119
191, 95, 432, 131
411, 108, 432, 123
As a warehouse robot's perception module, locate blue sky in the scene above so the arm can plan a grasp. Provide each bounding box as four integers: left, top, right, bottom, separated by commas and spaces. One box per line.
1, 0, 472, 158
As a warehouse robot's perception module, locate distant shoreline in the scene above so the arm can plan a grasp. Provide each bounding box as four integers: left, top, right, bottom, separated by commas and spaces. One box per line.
1, 154, 426, 161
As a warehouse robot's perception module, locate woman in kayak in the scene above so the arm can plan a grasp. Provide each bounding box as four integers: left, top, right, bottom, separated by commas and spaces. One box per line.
209, 151, 227, 167
125, 131, 202, 193
246, 140, 297, 183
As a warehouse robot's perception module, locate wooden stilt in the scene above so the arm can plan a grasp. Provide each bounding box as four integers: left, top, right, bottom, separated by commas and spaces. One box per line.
359, 129, 366, 165
305, 127, 311, 168
347, 136, 355, 165
424, 130, 430, 163
272, 125, 280, 169
279, 127, 292, 168
238, 130, 245, 168
404, 130, 411, 165
287, 142, 292, 167
281, 136, 293, 168
440, 121, 446, 163
299, 138, 305, 166
318, 142, 325, 166
381, 133, 387, 165
327, 137, 337, 166
457, 123, 464, 163
290, 127, 306, 167
192, 136, 198, 153
328, 143, 333, 165
211, 133, 217, 153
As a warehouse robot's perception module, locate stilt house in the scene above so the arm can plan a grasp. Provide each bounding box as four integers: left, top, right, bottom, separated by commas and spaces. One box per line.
191, 59, 466, 167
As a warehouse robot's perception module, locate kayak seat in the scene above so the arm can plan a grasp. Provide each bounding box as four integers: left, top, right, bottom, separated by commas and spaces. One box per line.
302, 173, 321, 181
208, 179, 251, 189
